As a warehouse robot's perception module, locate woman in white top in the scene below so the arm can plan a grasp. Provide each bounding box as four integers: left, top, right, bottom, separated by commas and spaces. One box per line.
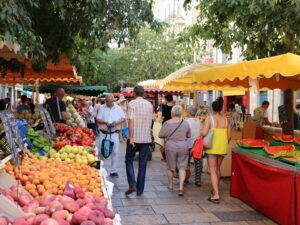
186, 106, 203, 186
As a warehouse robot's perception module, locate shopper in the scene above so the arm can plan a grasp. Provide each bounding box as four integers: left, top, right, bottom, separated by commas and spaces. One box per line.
201, 97, 230, 204
96, 94, 126, 178
125, 86, 153, 196
159, 105, 191, 196
27, 98, 35, 114
85, 101, 96, 135
162, 94, 174, 124
186, 106, 203, 187
17, 95, 30, 114
45, 88, 67, 123
4, 98, 11, 110
118, 95, 128, 142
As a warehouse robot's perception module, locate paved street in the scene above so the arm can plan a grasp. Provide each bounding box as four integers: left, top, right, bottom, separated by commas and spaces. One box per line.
104, 144, 277, 225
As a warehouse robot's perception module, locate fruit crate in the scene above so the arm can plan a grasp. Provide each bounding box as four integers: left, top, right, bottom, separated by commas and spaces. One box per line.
0, 170, 27, 219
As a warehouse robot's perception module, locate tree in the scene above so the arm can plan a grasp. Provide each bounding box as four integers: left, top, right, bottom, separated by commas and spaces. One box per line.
0, 0, 155, 72
183, 0, 300, 134
77, 27, 197, 91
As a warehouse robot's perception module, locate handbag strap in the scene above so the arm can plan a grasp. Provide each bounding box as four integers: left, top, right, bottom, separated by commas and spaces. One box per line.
166, 120, 183, 142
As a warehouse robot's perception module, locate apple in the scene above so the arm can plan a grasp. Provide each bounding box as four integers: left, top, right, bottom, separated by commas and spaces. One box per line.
88, 211, 104, 225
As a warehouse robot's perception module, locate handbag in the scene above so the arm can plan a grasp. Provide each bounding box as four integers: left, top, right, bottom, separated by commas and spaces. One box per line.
190, 135, 204, 160
101, 127, 114, 159
204, 115, 214, 149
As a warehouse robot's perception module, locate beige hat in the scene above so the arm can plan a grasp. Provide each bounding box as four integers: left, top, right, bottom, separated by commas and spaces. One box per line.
119, 95, 126, 102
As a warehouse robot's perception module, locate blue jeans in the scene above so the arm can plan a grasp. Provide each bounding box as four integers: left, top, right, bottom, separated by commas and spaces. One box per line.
125, 141, 150, 193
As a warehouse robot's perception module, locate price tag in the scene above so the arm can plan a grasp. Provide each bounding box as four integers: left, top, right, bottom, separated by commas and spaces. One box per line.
40, 108, 56, 141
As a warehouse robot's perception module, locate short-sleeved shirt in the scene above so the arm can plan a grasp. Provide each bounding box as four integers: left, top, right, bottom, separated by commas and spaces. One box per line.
17, 104, 30, 114
45, 97, 67, 123
253, 106, 268, 126
128, 97, 153, 143
97, 103, 125, 132
159, 120, 191, 152
162, 104, 173, 124
186, 117, 202, 149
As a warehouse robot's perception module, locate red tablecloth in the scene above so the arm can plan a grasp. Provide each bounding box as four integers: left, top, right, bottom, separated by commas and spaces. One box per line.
297, 174, 300, 225
230, 152, 295, 225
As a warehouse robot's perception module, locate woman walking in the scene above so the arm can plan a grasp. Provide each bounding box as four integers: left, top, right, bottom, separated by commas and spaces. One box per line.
159, 105, 191, 196
201, 97, 230, 204
186, 106, 203, 186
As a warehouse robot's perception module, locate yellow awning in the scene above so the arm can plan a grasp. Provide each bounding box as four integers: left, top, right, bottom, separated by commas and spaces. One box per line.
138, 79, 161, 88
223, 90, 246, 96
161, 53, 300, 90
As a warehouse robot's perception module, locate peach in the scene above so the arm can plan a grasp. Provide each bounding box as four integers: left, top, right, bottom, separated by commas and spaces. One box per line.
26, 215, 35, 225
103, 209, 115, 219
103, 218, 113, 225
35, 207, 49, 215
22, 200, 39, 213
54, 219, 69, 225
32, 214, 50, 225
19, 194, 32, 207
51, 210, 69, 221
74, 186, 85, 199
62, 201, 79, 213
77, 206, 92, 218
71, 212, 88, 225
40, 219, 59, 225
13, 218, 30, 225
80, 221, 96, 225
0, 216, 10, 225
76, 199, 85, 208
88, 211, 104, 225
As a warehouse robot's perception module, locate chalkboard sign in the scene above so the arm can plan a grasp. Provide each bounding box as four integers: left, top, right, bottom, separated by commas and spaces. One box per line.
40, 108, 56, 141
278, 105, 288, 125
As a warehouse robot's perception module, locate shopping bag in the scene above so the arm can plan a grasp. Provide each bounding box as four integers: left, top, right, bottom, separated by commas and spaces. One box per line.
101, 139, 114, 159
190, 136, 204, 160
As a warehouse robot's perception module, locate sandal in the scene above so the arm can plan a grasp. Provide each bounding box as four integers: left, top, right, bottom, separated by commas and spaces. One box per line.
168, 186, 173, 192
208, 196, 220, 204
178, 190, 184, 197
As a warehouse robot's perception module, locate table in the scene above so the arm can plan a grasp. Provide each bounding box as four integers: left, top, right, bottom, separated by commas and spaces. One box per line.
231, 148, 300, 225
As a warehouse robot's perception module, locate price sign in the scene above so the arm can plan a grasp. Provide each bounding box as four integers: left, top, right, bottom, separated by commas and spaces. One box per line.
40, 108, 56, 141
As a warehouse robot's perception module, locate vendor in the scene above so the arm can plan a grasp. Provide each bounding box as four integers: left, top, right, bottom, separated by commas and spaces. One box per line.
45, 88, 67, 123
253, 101, 272, 126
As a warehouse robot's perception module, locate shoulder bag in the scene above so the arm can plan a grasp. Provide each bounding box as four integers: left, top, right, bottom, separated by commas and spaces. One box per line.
101, 126, 114, 159
204, 115, 214, 149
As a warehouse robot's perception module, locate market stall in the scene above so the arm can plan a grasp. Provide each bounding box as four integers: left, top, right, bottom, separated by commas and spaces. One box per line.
0, 49, 119, 224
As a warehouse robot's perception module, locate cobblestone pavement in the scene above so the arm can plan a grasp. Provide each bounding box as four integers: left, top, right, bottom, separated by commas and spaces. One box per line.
104, 144, 277, 225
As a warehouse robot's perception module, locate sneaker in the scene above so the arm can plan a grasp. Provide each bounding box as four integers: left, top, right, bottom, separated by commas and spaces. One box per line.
125, 187, 136, 195
110, 173, 119, 178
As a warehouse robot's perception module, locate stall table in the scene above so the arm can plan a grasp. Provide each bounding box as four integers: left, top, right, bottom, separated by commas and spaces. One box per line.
231, 147, 300, 225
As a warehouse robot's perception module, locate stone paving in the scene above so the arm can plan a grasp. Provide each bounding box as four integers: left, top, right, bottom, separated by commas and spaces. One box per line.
104, 144, 277, 225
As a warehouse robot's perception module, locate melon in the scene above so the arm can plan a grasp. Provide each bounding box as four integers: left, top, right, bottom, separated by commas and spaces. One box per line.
294, 137, 300, 145
264, 145, 295, 158
273, 134, 293, 142
238, 139, 268, 148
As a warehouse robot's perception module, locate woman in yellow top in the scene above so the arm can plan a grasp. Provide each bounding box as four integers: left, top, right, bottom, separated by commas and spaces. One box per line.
201, 97, 231, 204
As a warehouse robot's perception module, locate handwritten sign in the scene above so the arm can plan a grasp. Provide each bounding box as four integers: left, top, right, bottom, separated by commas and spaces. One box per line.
40, 108, 56, 141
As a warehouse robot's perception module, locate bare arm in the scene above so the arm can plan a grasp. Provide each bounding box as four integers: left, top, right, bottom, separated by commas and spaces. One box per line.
264, 117, 272, 126
129, 118, 134, 144
227, 119, 231, 143
201, 117, 210, 136
61, 111, 67, 122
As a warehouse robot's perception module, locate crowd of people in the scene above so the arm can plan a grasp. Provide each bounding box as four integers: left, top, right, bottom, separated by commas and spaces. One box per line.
0, 95, 35, 114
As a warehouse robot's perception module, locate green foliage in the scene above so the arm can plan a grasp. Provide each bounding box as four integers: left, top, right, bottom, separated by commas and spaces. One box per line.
77, 27, 196, 91
182, 0, 300, 59
0, 0, 155, 73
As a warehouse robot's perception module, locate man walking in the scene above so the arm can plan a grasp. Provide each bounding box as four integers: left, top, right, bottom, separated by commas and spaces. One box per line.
97, 94, 126, 177
125, 86, 153, 196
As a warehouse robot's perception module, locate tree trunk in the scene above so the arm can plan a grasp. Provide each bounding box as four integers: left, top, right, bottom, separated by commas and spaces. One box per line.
282, 89, 294, 135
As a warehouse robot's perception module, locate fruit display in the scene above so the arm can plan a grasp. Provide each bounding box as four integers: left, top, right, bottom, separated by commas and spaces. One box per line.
26, 128, 53, 153
5, 156, 103, 199
294, 137, 300, 145
45, 145, 98, 165
237, 139, 268, 148
54, 124, 94, 150
264, 145, 295, 158
66, 104, 86, 127
13, 110, 41, 127
273, 134, 294, 142
0, 185, 114, 225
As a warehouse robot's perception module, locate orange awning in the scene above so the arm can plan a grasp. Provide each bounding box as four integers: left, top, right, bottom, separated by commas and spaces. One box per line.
0, 55, 82, 85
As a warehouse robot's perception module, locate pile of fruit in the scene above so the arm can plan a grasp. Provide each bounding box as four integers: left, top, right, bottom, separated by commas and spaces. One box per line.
26, 128, 53, 154
66, 104, 86, 127
54, 124, 94, 150
0, 185, 114, 225
45, 146, 98, 165
13, 110, 41, 127
5, 156, 103, 199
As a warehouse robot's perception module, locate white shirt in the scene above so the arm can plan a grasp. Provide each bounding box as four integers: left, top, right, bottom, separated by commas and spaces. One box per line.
85, 105, 95, 123
97, 103, 125, 132
186, 117, 202, 149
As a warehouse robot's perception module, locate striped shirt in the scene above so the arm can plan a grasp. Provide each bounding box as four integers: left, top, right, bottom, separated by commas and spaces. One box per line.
128, 97, 153, 143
